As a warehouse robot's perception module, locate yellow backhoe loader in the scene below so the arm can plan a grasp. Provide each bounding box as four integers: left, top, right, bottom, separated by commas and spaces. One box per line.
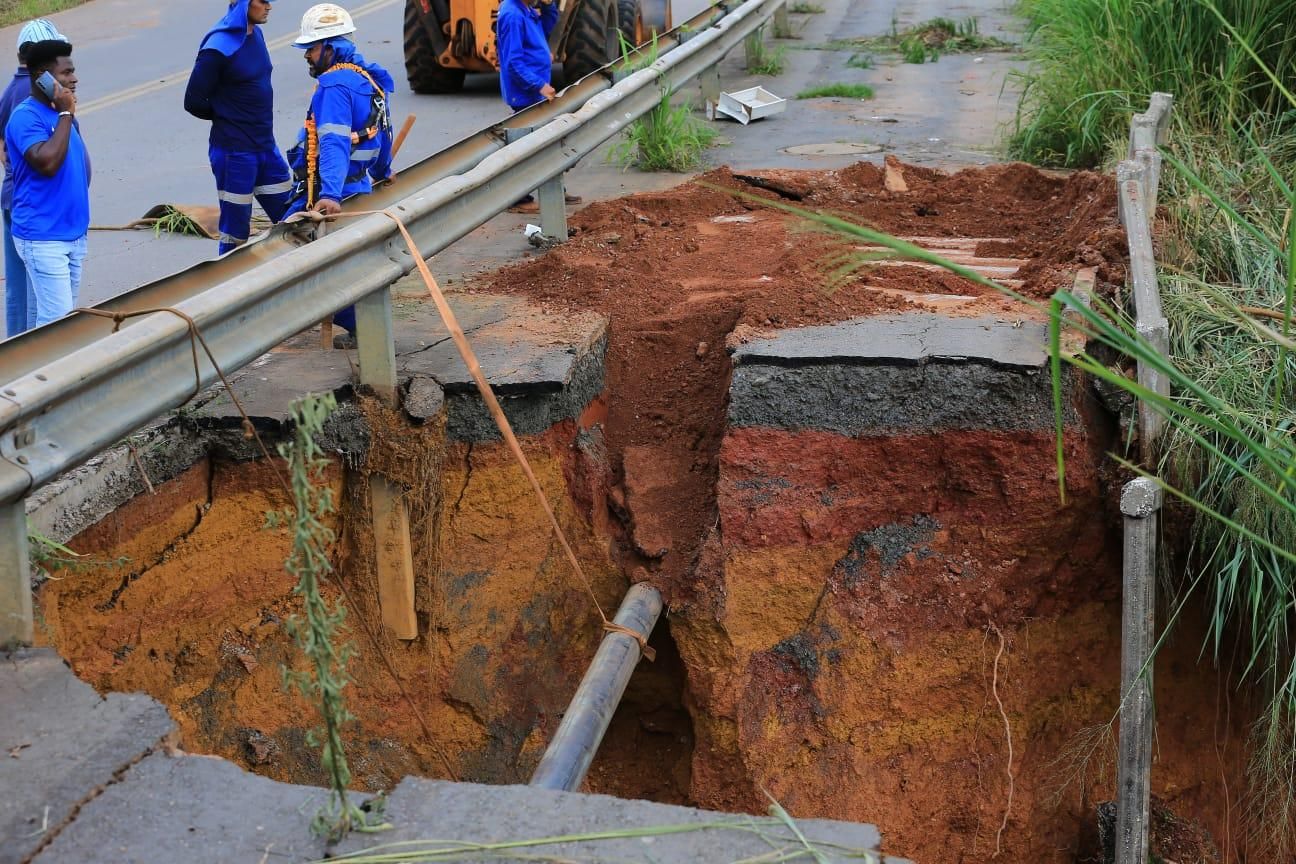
403, 0, 671, 93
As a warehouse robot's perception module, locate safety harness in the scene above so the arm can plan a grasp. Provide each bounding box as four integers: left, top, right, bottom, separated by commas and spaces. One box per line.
296, 62, 390, 210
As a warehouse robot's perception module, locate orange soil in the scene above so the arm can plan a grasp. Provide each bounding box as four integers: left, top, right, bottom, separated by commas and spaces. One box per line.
36, 161, 1243, 862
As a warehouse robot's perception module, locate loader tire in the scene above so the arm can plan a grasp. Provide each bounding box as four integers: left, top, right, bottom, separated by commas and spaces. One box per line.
404, 0, 466, 94
617, 0, 642, 49
563, 0, 619, 84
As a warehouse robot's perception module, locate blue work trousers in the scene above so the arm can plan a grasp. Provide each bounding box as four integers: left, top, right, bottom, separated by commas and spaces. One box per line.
2, 208, 34, 337
209, 144, 292, 255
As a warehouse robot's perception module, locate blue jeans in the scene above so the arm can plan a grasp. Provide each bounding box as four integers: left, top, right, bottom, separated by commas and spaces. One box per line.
2, 209, 35, 337
14, 234, 86, 327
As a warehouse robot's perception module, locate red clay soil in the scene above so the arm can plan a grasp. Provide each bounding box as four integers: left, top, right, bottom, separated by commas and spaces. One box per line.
486, 160, 1124, 592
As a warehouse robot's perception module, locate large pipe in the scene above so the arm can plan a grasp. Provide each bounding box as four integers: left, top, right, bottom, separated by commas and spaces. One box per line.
530, 583, 663, 791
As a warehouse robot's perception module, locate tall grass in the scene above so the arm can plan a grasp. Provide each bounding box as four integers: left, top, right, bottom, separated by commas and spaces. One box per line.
1155, 129, 1296, 856
1010, 0, 1296, 166
1009, 0, 1296, 854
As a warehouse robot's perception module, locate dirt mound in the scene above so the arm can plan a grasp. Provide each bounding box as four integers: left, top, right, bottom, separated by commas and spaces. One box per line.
486, 159, 1125, 593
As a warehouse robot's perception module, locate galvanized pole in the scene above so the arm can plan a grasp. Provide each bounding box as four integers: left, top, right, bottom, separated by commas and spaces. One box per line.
530, 583, 663, 791
773, 3, 791, 38
537, 174, 569, 243
744, 24, 763, 68
1116, 478, 1161, 864
0, 497, 31, 645
699, 65, 721, 120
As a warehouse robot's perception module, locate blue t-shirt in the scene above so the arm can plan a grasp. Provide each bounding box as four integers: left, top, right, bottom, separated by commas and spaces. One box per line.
184, 29, 276, 152
5, 98, 90, 241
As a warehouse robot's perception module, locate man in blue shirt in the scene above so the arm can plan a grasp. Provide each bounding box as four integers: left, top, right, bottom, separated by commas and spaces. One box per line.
496, 0, 578, 212
5, 39, 90, 328
0, 19, 67, 337
185, 0, 292, 255
496, 0, 558, 111
284, 3, 394, 333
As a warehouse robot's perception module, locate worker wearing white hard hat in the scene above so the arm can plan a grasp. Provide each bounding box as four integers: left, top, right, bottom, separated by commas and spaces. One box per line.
283, 3, 393, 336
0, 19, 71, 337
291, 3, 356, 49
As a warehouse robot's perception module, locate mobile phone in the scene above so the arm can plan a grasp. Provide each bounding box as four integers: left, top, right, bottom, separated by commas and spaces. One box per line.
35, 71, 57, 102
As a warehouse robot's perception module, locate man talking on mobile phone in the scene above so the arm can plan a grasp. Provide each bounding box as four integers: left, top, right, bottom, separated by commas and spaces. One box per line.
4, 39, 89, 327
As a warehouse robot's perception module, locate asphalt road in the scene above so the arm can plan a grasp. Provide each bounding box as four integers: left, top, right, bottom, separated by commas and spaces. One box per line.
0, 0, 1022, 308
0, 0, 713, 304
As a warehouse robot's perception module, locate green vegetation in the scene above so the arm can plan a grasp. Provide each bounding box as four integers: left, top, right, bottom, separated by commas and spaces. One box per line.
846, 52, 874, 70
612, 89, 718, 172
854, 15, 1010, 65
787, 2, 824, 12
1008, 0, 1296, 855
149, 206, 207, 238
745, 27, 787, 75
611, 32, 718, 172
796, 82, 874, 100
0, 0, 86, 28
268, 394, 387, 841
1010, 0, 1296, 167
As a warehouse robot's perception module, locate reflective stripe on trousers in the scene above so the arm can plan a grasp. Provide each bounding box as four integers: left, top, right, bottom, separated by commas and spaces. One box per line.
209, 144, 293, 255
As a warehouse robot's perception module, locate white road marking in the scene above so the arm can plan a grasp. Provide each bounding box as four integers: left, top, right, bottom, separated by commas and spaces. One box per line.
77, 0, 400, 116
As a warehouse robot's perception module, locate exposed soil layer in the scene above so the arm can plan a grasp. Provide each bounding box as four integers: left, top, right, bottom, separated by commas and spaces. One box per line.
35, 161, 1243, 863
485, 160, 1124, 595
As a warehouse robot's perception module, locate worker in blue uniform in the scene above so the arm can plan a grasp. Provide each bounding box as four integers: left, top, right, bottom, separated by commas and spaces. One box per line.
284, 3, 394, 334
184, 0, 292, 255
496, 0, 559, 111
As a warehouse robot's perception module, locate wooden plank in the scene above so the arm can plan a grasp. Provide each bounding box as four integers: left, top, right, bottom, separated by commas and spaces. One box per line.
355, 287, 418, 640
371, 477, 417, 639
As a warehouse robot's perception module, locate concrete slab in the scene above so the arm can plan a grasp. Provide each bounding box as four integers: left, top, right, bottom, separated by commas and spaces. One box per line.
733, 312, 1049, 369
728, 313, 1072, 434
189, 348, 357, 433
31, 752, 332, 864
0, 648, 174, 864
184, 294, 607, 444
335, 775, 909, 863
392, 295, 607, 442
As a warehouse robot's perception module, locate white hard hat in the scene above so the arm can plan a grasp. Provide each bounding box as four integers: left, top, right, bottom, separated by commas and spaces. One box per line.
17, 19, 69, 53
292, 4, 356, 49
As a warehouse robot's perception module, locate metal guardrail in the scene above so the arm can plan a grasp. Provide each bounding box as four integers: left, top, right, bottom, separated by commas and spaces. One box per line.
1114, 92, 1173, 864
0, 0, 787, 643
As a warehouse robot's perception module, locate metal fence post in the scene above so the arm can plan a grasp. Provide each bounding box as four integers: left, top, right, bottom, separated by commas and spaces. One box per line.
700, 64, 721, 120
354, 288, 418, 640
537, 173, 569, 242
0, 498, 31, 645
1116, 478, 1161, 864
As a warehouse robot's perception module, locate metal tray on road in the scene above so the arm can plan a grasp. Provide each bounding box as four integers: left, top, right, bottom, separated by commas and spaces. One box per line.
716, 86, 787, 125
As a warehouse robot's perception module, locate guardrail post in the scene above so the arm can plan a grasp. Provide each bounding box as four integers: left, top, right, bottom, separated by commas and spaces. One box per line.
0, 498, 31, 646
744, 24, 764, 67
537, 173, 569, 242
354, 289, 418, 640
773, 3, 791, 38
700, 64, 721, 120
1116, 478, 1161, 864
